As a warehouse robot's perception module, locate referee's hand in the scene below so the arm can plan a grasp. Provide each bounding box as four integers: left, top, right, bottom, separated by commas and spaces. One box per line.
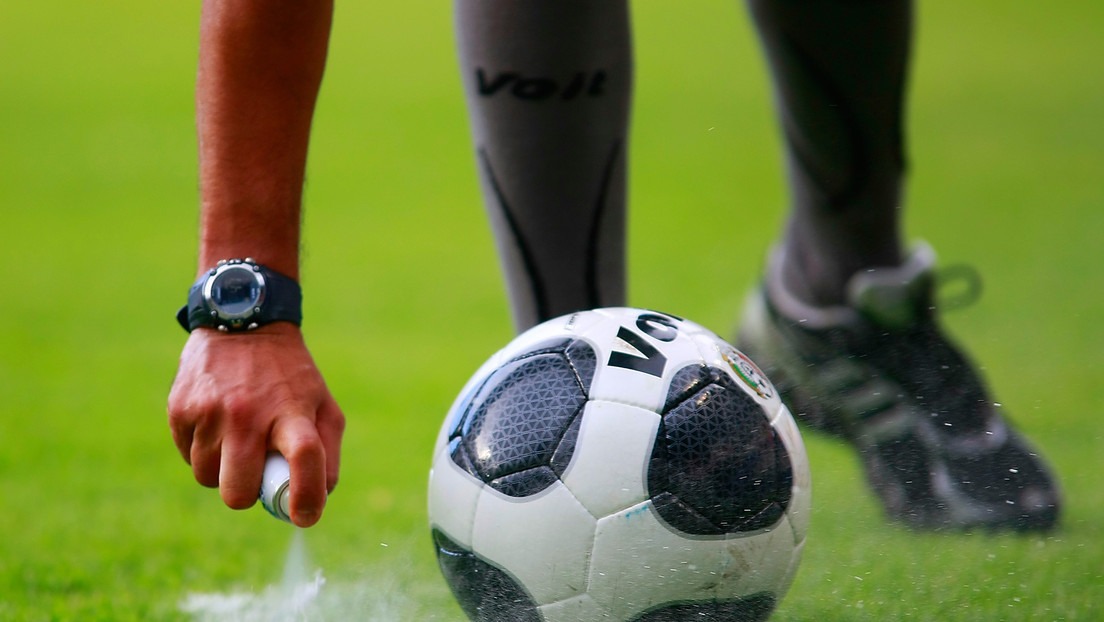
167, 322, 345, 527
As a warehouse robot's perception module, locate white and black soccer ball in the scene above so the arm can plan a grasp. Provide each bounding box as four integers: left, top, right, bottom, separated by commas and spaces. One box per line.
427, 308, 810, 621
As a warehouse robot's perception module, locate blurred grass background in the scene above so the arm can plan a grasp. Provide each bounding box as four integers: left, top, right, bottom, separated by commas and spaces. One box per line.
0, 1, 1101, 619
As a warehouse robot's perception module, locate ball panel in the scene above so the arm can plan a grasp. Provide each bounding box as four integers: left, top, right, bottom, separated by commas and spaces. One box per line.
564, 338, 598, 395
524, 310, 608, 351
549, 410, 583, 478
448, 437, 477, 477
440, 363, 496, 451
719, 516, 798, 600
650, 370, 793, 535
649, 491, 727, 535
427, 450, 484, 549
773, 404, 812, 542
560, 400, 659, 520
537, 593, 605, 622
586, 311, 704, 413
629, 593, 776, 622
589, 505, 796, 622
432, 529, 542, 622
662, 364, 718, 411
490, 466, 560, 498
455, 347, 588, 495
778, 537, 806, 602
471, 482, 597, 606
588, 501, 728, 620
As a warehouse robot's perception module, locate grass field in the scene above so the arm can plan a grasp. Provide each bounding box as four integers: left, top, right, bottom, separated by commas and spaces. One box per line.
1, 1, 1102, 620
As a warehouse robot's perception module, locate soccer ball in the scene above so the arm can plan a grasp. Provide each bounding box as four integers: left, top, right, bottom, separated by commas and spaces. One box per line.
427, 308, 810, 621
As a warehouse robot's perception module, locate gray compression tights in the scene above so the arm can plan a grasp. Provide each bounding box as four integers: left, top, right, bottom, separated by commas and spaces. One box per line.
749, 0, 913, 306
455, 0, 912, 331
455, 0, 632, 332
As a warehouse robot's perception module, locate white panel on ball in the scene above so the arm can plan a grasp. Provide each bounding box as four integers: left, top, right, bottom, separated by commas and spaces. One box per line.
507, 310, 605, 357
773, 405, 813, 541
587, 501, 729, 620
470, 482, 597, 606
426, 450, 484, 548
560, 400, 659, 520
585, 310, 704, 413
537, 593, 605, 622
780, 537, 807, 598
718, 516, 797, 601
558, 310, 608, 339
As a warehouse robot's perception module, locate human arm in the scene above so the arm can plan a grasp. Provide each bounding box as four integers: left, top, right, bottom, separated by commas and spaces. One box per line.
167, 0, 341, 528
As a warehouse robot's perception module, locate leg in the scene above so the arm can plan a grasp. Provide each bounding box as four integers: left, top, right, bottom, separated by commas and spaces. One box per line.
740, 0, 1060, 531
454, 0, 633, 332
748, 0, 911, 306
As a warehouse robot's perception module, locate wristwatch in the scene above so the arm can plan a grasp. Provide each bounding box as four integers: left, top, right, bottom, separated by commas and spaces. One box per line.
176, 258, 302, 333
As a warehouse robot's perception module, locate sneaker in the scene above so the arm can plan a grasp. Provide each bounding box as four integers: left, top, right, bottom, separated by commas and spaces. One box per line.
737, 242, 1060, 531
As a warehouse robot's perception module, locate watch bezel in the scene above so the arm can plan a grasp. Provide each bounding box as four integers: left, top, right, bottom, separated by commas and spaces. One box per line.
201, 260, 267, 329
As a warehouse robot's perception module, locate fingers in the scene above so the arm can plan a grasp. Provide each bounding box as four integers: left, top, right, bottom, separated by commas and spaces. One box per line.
271, 415, 328, 528
168, 416, 195, 465
182, 405, 335, 524
175, 397, 341, 525
219, 435, 267, 509
167, 327, 344, 526
316, 394, 346, 494
189, 414, 223, 489
167, 377, 198, 466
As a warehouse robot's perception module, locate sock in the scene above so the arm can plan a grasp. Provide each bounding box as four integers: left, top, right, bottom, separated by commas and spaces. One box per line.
455, 0, 633, 332
747, 0, 913, 306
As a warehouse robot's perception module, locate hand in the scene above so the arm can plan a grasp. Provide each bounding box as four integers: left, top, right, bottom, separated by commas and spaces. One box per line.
167, 322, 345, 527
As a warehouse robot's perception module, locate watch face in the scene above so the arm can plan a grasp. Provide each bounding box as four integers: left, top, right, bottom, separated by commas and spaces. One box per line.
206, 264, 265, 320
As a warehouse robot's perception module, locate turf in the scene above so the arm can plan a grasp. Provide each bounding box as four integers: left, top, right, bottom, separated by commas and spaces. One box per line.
1, 1, 1101, 620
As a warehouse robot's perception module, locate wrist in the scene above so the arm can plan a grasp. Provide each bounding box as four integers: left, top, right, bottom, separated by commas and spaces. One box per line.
177, 258, 302, 333
198, 242, 300, 282
192, 320, 302, 338
197, 199, 302, 280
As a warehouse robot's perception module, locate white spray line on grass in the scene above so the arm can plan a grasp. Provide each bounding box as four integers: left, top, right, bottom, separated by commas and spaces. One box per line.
179, 570, 326, 622
179, 531, 443, 621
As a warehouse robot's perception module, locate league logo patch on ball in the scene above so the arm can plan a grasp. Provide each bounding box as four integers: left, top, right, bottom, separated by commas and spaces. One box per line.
427, 308, 811, 622
724, 347, 776, 401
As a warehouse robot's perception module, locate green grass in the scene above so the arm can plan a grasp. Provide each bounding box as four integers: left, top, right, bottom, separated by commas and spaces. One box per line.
1, 1, 1102, 619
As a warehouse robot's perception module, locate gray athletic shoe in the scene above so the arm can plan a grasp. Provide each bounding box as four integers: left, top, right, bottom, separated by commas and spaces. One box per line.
737, 242, 1060, 531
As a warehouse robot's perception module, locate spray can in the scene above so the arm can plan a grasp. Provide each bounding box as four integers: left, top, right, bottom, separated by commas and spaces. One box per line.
260, 453, 292, 523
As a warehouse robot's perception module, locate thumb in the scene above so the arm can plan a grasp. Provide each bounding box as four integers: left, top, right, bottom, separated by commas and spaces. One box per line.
271, 415, 327, 527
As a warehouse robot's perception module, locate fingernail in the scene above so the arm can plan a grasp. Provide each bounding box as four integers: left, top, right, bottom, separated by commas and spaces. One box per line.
295, 509, 321, 527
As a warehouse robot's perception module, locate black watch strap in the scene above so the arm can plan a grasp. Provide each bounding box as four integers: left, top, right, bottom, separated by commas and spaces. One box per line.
176, 261, 302, 333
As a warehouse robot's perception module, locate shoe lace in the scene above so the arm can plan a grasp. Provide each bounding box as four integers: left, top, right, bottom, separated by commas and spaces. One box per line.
934, 264, 983, 312
847, 264, 990, 432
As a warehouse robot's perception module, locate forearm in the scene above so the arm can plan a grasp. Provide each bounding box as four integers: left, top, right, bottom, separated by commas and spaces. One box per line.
196, 0, 334, 279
